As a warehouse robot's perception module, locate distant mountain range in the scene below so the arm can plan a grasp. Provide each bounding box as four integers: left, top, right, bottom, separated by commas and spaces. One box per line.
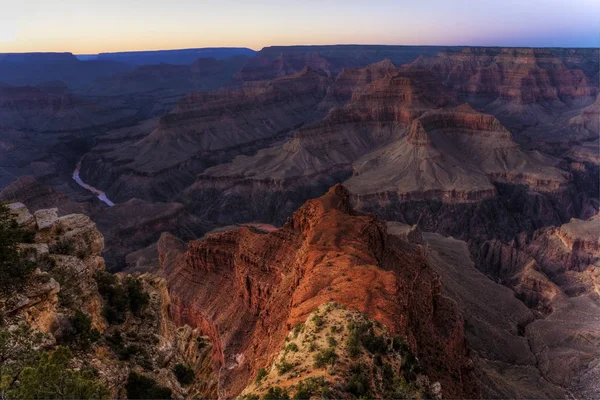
0, 47, 257, 89
77, 47, 256, 65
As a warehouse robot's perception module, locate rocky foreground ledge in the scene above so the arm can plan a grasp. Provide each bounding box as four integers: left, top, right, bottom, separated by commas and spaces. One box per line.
3, 203, 218, 399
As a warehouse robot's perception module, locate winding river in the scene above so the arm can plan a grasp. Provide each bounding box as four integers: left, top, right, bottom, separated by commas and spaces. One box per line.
72, 160, 115, 207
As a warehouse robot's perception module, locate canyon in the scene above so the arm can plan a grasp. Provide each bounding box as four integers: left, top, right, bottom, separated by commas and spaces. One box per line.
0, 44, 598, 399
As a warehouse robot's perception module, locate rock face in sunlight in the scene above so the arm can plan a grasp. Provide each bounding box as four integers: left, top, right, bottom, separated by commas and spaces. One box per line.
160, 185, 479, 398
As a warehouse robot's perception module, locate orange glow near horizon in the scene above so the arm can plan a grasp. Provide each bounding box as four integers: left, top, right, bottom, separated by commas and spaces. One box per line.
1, 0, 598, 54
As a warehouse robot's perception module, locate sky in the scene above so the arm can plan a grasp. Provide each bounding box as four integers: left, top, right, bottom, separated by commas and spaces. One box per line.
0, 0, 598, 53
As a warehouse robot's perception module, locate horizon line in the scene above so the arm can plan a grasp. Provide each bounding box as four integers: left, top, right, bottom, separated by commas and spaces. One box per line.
1, 43, 599, 56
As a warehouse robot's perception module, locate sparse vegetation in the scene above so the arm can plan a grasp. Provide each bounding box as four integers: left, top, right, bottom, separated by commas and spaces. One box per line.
240, 394, 260, 400
292, 376, 329, 400
311, 314, 324, 331
0, 328, 108, 400
285, 342, 299, 352
385, 376, 417, 400
12, 346, 108, 399
327, 336, 337, 347
125, 276, 150, 316
255, 367, 268, 384
292, 323, 304, 338
0, 203, 35, 295
50, 238, 75, 255
94, 271, 149, 324
262, 386, 289, 400
345, 362, 371, 398
62, 310, 100, 350
276, 359, 294, 375
346, 328, 361, 357
313, 348, 337, 368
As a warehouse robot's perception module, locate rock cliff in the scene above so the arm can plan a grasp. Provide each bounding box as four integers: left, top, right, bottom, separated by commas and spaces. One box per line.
160, 185, 479, 398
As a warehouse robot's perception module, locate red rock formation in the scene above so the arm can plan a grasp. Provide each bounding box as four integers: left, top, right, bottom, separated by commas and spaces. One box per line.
160, 185, 478, 398
411, 47, 599, 105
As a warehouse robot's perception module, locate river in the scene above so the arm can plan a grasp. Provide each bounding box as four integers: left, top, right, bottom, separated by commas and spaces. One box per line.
72, 160, 115, 207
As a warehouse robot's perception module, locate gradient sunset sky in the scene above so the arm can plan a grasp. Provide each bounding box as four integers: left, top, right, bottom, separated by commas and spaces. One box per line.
1, 0, 599, 53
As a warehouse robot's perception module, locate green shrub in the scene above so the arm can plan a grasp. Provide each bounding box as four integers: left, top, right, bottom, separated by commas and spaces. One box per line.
255, 367, 268, 384
285, 342, 299, 352
327, 336, 337, 347
126, 371, 172, 399
382, 362, 395, 390
385, 376, 415, 400
393, 335, 410, 353
0, 203, 35, 294
292, 323, 304, 338
293, 377, 328, 400
262, 386, 289, 400
346, 329, 361, 357
64, 311, 100, 350
313, 348, 337, 368
345, 363, 371, 398
105, 331, 147, 364
0, 324, 45, 388
50, 238, 75, 255
94, 271, 147, 325
311, 314, 324, 331
275, 359, 294, 375
125, 277, 149, 316
173, 363, 195, 386
8, 346, 108, 399
361, 333, 387, 354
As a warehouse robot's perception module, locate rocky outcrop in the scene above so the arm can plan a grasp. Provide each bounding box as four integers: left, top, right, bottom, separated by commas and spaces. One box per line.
160, 185, 479, 398
474, 214, 600, 398
4, 203, 106, 333
567, 95, 600, 140
2, 203, 219, 399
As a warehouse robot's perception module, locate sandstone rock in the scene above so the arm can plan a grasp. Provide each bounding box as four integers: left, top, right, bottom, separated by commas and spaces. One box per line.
7, 202, 35, 227
18, 243, 49, 260
56, 213, 105, 256
34, 207, 59, 230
